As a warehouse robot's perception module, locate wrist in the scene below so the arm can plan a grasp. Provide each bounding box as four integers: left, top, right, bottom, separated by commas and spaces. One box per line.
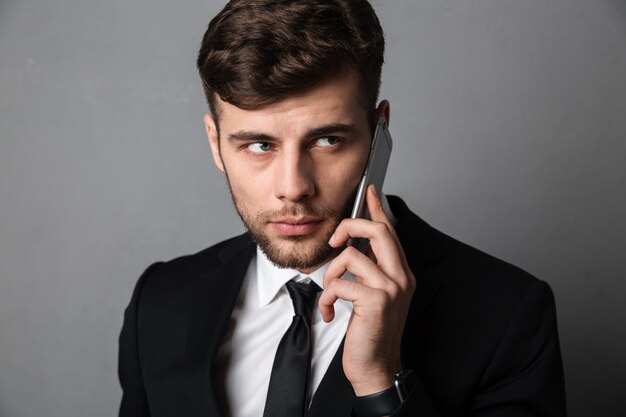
352, 369, 416, 417
351, 372, 394, 396
349, 359, 401, 396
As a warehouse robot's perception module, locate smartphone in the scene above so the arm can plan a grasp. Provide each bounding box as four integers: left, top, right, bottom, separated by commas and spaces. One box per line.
348, 117, 393, 251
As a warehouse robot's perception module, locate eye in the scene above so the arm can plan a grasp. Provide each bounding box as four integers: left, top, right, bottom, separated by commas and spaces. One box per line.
314, 136, 342, 148
247, 142, 273, 154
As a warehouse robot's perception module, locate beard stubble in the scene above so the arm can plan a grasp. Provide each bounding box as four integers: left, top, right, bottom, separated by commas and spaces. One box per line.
225, 179, 356, 270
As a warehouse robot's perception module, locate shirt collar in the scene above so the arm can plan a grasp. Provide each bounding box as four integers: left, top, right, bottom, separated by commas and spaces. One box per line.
256, 247, 353, 312
256, 247, 299, 308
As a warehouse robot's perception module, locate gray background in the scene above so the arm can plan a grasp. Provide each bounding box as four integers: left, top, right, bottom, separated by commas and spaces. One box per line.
0, 0, 624, 415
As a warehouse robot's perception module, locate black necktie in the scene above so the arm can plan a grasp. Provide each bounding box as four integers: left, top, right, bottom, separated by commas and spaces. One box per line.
263, 280, 320, 417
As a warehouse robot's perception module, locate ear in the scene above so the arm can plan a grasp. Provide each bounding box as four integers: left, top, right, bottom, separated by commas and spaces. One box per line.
204, 113, 225, 173
375, 100, 390, 126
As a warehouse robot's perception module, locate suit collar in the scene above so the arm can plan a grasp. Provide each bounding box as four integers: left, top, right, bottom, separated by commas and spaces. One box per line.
217, 232, 256, 265
388, 195, 444, 267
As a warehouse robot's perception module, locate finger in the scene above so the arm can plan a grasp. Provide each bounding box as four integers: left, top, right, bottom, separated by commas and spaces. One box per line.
366, 185, 404, 249
366, 184, 394, 232
329, 218, 404, 278
365, 244, 377, 264
367, 185, 411, 268
323, 245, 391, 291
319, 278, 382, 321
318, 297, 336, 322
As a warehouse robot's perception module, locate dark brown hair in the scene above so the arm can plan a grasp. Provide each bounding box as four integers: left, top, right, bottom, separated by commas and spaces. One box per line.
197, 0, 385, 123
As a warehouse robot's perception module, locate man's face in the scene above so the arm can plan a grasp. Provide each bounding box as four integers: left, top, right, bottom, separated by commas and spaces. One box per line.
205, 70, 386, 273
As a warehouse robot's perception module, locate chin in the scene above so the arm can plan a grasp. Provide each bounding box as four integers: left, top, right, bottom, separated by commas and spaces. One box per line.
255, 232, 336, 270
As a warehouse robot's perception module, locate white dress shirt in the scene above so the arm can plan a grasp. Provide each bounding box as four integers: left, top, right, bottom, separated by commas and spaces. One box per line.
213, 247, 353, 417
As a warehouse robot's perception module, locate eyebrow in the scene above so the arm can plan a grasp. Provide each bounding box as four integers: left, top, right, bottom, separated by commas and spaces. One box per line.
226, 123, 358, 143
306, 123, 358, 137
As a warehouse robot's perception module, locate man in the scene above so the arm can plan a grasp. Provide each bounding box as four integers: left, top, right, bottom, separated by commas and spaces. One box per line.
118, 1, 566, 416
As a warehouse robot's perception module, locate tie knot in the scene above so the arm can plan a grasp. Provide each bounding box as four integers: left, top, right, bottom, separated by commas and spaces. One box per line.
286, 280, 320, 320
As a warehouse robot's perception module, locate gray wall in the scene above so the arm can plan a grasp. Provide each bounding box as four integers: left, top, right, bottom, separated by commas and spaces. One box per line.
0, 0, 624, 415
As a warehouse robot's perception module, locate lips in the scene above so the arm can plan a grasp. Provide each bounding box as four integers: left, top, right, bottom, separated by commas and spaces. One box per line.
270, 217, 323, 236
274, 216, 321, 224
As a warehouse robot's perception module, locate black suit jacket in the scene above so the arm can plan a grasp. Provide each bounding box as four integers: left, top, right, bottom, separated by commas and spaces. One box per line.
119, 196, 566, 416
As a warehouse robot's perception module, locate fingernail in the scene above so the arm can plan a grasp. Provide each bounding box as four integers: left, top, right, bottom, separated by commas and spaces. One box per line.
328, 232, 336, 245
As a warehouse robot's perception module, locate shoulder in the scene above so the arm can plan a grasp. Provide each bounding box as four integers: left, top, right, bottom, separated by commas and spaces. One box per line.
390, 195, 542, 299
132, 233, 254, 306
153, 233, 251, 276
389, 195, 556, 337
434, 229, 541, 301
390, 197, 565, 411
431, 229, 558, 338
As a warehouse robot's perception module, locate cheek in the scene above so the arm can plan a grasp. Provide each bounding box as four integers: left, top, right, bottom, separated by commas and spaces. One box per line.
318, 152, 367, 201
222, 155, 267, 201
228, 170, 266, 200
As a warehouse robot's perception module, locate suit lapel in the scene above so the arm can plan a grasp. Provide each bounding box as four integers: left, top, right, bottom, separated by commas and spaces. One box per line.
184, 234, 255, 417
308, 340, 353, 417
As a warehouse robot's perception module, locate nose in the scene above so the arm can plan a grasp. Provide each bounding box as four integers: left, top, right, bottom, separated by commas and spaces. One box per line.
273, 147, 315, 203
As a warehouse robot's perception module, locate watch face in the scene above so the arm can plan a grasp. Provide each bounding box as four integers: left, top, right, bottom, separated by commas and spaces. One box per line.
393, 369, 415, 403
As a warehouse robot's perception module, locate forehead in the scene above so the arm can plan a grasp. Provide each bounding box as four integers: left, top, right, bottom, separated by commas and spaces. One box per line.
216, 70, 370, 136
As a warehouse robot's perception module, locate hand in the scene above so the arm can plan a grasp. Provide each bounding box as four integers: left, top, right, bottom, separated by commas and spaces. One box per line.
319, 185, 416, 396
